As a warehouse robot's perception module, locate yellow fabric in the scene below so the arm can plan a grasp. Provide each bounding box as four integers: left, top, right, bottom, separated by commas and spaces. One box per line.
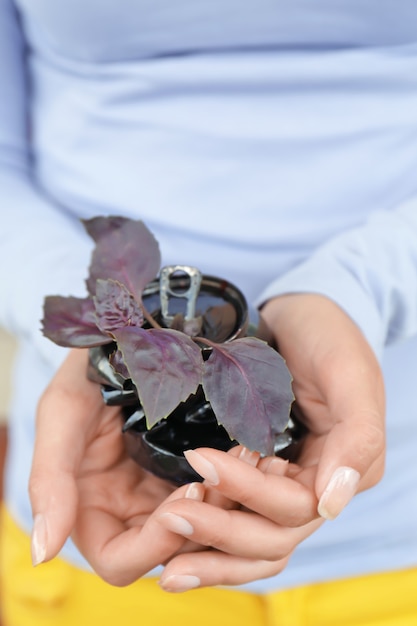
1, 506, 417, 626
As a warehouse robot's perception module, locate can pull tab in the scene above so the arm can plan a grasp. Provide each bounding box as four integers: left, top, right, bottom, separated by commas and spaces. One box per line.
159, 265, 203, 329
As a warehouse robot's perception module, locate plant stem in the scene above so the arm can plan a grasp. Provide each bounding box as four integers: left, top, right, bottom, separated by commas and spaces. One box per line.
141, 303, 162, 329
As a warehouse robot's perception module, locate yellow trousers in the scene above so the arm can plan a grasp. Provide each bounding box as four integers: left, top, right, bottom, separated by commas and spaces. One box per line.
1, 507, 417, 626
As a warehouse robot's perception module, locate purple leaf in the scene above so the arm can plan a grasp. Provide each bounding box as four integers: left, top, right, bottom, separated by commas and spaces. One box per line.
42, 296, 111, 348
202, 337, 294, 455
94, 279, 144, 333
83, 215, 127, 241
113, 327, 204, 427
83, 216, 161, 301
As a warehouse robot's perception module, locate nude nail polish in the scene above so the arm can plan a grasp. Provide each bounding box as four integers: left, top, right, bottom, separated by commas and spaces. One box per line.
262, 456, 289, 475
183, 449, 220, 485
238, 446, 260, 466
318, 466, 360, 520
31, 514, 47, 566
159, 575, 201, 593
185, 482, 202, 500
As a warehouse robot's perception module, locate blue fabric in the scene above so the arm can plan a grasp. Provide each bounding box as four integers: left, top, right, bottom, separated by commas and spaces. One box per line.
1, 0, 417, 592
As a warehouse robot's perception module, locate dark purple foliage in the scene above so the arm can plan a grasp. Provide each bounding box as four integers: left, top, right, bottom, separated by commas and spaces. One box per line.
42, 295, 111, 347
94, 279, 144, 333
41, 216, 294, 455
84, 216, 161, 301
202, 338, 294, 455
113, 327, 203, 426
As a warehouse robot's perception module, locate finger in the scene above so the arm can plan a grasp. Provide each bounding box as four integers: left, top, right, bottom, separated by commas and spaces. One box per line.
228, 444, 261, 467
160, 553, 290, 592
183, 448, 318, 525
155, 499, 323, 560
158, 518, 323, 591
315, 386, 385, 520
257, 455, 290, 476
203, 486, 239, 510
200, 446, 290, 513
72, 482, 205, 586
203, 445, 261, 510
316, 360, 385, 519
29, 350, 117, 564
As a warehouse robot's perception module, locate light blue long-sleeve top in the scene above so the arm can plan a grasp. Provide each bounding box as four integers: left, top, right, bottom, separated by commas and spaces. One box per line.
1, 0, 417, 592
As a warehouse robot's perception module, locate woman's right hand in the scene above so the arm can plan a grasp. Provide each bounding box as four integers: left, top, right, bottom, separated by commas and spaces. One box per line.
29, 348, 208, 585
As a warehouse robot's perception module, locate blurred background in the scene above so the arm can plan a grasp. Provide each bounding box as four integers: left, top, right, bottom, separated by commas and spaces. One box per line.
0, 328, 16, 626
0, 327, 17, 499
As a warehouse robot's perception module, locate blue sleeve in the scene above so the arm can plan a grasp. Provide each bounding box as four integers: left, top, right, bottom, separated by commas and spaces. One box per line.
0, 0, 91, 366
256, 198, 417, 359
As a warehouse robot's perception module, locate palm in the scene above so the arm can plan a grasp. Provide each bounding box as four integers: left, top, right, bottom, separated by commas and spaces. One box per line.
71, 402, 212, 585
74, 406, 175, 535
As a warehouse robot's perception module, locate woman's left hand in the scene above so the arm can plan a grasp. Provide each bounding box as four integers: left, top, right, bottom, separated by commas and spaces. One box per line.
156, 445, 323, 591
155, 293, 386, 592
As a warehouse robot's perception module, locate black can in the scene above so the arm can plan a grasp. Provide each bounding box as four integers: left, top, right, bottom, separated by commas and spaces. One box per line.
88, 265, 302, 485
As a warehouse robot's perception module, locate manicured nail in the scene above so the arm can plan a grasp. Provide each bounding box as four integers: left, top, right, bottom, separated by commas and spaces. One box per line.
159, 513, 194, 536
262, 456, 288, 475
159, 574, 201, 593
238, 446, 260, 466
185, 482, 202, 500
183, 450, 220, 486
318, 466, 360, 520
31, 514, 47, 566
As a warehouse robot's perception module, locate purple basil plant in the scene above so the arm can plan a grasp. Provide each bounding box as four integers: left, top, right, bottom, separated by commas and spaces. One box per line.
42, 216, 294, 456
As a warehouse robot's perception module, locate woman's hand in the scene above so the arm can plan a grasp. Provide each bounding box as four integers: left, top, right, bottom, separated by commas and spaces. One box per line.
155, 446, 323, 591
261, 293, 386, 517
29, 349, 207, 586
153, 294, 385, 591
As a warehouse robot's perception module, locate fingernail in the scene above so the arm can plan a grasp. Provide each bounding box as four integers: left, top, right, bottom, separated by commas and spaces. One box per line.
31, 514, 47, 566
185, 482, 202, 500
159, 574, 201, 593
183, 450, 220, 486
159, 512, 194, 536
318, 466, 360, 520
262, 456, 288, 475
238, 446, 260, 466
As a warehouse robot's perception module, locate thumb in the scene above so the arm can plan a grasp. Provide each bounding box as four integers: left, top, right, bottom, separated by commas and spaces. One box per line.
315, 408, 385, 520
28, 349, 103, 565
29, 462, 79, 566
311, 329, 386, 520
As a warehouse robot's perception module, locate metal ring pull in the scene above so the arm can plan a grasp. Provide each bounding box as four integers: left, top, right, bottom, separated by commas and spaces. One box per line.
159, 265, 202, 326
